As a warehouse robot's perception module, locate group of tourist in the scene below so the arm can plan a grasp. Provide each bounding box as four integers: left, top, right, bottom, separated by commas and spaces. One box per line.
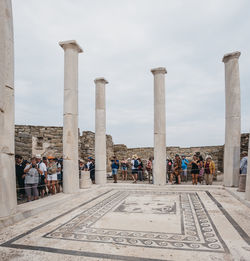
15, 154, 63, 202
109, 153, 217, 185
169, 154, 216, 185
15, 151, 248, 202
110, 155, 147, 184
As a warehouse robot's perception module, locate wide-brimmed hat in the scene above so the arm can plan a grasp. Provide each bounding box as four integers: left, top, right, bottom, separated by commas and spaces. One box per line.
132, 154, 138, 159
36, 154, 41, 158
47, 156, 54, 160
205, 155, 212, 160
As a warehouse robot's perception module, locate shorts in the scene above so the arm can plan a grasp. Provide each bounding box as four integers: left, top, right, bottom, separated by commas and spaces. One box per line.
121, 166, 128, 171
57, 173, 62, 181
25, 183, 38, 197
47, 174, 57, 181
182, 169, 187, 176
191, 169, 199, 175
112, 169, 118, 175
132, 169, 138, 174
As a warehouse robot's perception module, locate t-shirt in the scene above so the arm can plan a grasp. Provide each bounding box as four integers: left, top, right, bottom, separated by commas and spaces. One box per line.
16, 163, 25, 180
87, 161, 91, 169
131, 160, 138, 170
111, 160, 119, 169
39, 162, 47, 176
240, 156, 248, 174
182, 159, 189, 170
24, 164, 39, 184
56, 163, 61, 174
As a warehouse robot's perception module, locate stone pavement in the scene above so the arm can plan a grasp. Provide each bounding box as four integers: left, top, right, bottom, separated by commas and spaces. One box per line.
0, 184, 250, 261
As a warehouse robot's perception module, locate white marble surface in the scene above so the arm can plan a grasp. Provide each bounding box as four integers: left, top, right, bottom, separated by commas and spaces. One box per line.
0, 184, 250, 261
151, 67, 167, 185
223, 51, 241, 187
94, 78, 108, 185
0, 0, 17, 218
59, 40, 83, 194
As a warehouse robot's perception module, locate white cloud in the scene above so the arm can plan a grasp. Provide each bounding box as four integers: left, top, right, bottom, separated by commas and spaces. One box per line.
12, 0, 250, 148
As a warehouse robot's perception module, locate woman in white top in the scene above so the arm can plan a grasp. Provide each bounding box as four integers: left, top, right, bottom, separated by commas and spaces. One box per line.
47, 156, 57, 194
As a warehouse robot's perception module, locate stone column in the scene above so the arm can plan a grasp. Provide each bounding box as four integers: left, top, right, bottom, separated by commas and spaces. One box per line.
222, 51, 241, 187
0, 0, 17, 218
59, 40, 83, 194
94, 78, 108, 185
151, 67, 167, 185
245, 139, 250, 200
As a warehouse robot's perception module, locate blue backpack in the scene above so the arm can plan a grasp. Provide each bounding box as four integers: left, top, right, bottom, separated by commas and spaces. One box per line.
134, 160, 139, 168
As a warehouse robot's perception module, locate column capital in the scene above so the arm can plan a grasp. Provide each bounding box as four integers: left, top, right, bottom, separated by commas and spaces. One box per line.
59, 40, 83, 53
94, 77, 109, 84
151, 67, 167, 75
222, 51, 241, 63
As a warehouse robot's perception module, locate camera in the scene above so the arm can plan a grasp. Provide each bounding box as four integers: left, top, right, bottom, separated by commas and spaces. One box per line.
32, 164, 36, 168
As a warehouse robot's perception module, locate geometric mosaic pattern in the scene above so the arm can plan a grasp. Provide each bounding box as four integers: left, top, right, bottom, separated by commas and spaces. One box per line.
44, 190, 229, 252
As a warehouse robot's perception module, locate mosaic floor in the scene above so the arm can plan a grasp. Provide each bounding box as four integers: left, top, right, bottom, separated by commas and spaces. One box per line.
1, 185, 250, 260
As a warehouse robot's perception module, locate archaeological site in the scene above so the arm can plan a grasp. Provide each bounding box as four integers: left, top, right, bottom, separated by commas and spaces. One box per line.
1, 1, 250, 260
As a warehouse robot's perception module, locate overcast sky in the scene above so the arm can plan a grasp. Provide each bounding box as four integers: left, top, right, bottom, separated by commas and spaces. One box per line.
12, 0, 250, 148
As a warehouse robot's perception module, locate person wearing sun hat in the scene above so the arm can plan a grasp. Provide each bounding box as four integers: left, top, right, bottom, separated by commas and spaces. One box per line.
204, 155, 215, 185
47, 156, 57, 194
131, 154, 139, 183
36, 154, 47, 197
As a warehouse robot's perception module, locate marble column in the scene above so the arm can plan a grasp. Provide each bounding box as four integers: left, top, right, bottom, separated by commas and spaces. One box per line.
151, 67, 167, 185
0, 0, 17, 218
222, 51, 241, 187
59, 40, 83, 194
245, 139, 250, 200
94, 78, 108, 185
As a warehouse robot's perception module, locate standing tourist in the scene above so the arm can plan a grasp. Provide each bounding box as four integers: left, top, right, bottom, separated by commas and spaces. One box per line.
137, 158, 144, 181
198, 155, 204, 184
36, 155, 47, 197
56, 158, 62, 193
240, 151, 248, 174
170, 154, 182, 184
190, 155, 199, 185
121, 159, 129, 180
89, 158, 95, 184
146, 157, 153, 183
15, 155, 25, 199
181, 155, 189, 182
47, 156, 57, 194
86, 157, 92, 169
111, 156, 119, 183
23, 157, 42, 201
167, 158, 173, 182
131, 155, 139, 183
204, 155, 215, 185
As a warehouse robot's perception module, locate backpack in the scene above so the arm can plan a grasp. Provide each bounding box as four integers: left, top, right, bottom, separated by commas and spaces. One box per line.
134, 160, 139, 168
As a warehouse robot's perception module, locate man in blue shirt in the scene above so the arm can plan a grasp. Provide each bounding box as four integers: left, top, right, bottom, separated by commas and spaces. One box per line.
181, 155, 189, 182
111, 156, 119, 183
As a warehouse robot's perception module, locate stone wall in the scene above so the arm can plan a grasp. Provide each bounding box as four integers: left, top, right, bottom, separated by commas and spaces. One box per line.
15, 125, 249, 173
15, 125, 63, 159
79, 131, 114, 172
241, 133, 249, 155
114, 145, 224, 172
15, 125, 114, 172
